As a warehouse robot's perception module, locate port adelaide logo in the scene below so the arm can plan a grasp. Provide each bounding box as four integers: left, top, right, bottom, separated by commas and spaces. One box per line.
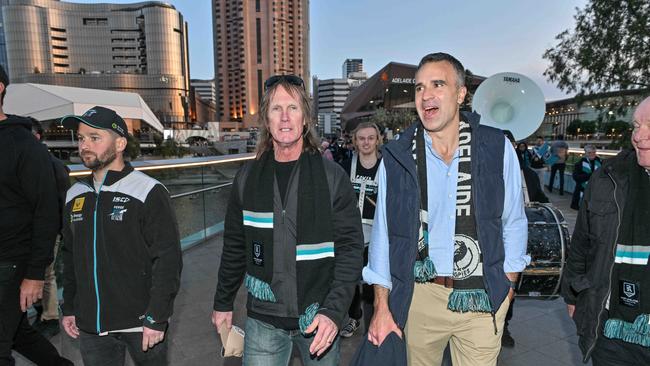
453, 234, 482, 280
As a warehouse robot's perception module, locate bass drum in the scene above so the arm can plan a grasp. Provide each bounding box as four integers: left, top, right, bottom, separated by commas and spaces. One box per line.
516, 203, 570, 298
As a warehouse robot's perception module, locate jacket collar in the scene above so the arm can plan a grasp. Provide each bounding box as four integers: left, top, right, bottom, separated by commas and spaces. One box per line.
82, 161, 134, 188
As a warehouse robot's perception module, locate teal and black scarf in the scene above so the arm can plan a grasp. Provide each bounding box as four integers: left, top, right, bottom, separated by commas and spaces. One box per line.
603, 156, 650, 346
242, 150, 335, 333
412, 121, 490, 313
448, 121, 490, 313
580, 157, 602, 189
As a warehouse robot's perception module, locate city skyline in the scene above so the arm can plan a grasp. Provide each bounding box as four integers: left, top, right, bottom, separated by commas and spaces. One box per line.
72, 0, 587, 101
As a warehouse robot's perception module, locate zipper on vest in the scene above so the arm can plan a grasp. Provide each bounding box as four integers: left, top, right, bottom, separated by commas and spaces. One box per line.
585, 170, 621, 361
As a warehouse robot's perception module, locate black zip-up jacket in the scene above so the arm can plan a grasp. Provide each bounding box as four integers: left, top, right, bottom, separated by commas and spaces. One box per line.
214, 155, 363, 329
62, 163, 182, 333
0, 114, 59, 280
561, 149, 635, 362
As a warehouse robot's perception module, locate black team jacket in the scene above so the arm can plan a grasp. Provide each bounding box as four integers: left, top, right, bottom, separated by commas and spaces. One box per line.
62, 163, 182, 334
214, 156, 363, 329
0, 115, 59, 280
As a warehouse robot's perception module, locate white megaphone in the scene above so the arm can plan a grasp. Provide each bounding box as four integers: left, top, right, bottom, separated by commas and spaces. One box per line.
471, 72, 545, 141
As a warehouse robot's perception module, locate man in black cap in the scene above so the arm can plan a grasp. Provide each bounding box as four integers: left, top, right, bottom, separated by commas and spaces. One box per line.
60, 106, 182, 365
0, 65, 73, 365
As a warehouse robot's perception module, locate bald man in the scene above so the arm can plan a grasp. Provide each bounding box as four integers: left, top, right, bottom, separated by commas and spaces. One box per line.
562, 96, 650, 365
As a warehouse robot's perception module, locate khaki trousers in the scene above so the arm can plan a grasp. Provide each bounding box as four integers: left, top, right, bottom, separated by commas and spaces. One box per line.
405, 282, 510, 366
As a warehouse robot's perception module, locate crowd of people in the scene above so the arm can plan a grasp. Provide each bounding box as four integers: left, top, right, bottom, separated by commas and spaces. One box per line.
1, 51, 649, 366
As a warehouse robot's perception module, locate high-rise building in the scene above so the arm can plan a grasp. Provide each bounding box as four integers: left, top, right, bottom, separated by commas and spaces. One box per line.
191, 79, 217, 105
342, 58, 362, 79
212, 0, 309, 127
313, 77, 359, 135
0, 4, 7, 72
0, 0, 191, 128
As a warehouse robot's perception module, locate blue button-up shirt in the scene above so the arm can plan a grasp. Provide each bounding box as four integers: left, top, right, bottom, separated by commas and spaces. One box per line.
363, 134, 530, 289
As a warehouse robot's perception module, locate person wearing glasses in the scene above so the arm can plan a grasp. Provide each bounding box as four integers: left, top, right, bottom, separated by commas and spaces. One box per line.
212, 75, 363, 365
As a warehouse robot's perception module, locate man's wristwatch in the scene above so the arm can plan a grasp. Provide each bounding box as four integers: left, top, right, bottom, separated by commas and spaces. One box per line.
508, 280, 518, 290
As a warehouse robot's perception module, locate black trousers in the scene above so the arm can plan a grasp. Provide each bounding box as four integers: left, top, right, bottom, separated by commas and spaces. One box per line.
79, 331, 168, 366
548, 163, 566, 193
571, 185, 583, 209
0, 262, 69, 366
347, 247, 374, 331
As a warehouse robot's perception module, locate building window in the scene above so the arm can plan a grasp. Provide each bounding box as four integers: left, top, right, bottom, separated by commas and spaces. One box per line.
83, 18, 108, 26
256, 0, 261, 12
257, 69, 263, 109
256, 19, 262, 64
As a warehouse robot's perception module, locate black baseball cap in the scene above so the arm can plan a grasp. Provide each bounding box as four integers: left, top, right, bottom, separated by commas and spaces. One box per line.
61, 106, 128, 137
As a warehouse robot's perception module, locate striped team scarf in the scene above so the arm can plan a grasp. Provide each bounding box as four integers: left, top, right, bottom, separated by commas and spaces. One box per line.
242, 150, 334, 333
604, 156, 650, 346
580, 157, 602, 189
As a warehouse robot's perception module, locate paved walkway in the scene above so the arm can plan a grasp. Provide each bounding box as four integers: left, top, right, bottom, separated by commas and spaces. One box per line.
15, 189, 590, 365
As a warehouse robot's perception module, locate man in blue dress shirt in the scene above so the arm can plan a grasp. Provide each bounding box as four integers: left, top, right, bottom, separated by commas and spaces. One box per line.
362, 53, 529, 365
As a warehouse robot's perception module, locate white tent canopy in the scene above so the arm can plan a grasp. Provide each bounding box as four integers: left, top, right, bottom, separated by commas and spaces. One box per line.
4, 83, 164, 133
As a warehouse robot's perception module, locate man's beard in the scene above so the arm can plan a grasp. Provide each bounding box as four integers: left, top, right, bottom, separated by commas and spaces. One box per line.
82, 147, 117, 171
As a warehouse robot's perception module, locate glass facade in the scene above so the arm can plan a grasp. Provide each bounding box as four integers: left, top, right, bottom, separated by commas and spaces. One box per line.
1, 0, 190, 126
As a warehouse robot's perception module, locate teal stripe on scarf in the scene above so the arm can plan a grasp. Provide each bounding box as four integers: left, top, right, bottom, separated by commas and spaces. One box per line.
604, 314, 650, 347
245, 273, 276, 302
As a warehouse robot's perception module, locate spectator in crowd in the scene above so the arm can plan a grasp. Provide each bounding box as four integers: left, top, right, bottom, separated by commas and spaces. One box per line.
531, 136, 549, 185
339, 121, 383, 338
570, 144, 602, 210
516, 141, 532, 169
547, 135, 569, 195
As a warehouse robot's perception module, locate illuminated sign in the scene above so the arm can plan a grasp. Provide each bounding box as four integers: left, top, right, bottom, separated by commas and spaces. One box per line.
391, 78, 415, 84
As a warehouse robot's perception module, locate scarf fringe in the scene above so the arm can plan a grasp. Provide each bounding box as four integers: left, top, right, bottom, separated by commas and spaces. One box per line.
447, 289, 491, 313
604, 314, 650, 347
413, 257, 436, 283
298, 302, 320, 334
244, 273, 277, 302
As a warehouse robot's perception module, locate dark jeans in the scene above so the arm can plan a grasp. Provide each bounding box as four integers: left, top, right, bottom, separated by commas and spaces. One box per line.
548, 163, 566, 193
79, 331, 168, 366
591, 335, 650, 366
0, 262, 70, 366
244, 317, 340, 366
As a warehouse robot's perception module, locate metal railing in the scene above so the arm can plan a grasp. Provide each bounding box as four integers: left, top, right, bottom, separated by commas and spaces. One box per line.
69, 153, 255, 250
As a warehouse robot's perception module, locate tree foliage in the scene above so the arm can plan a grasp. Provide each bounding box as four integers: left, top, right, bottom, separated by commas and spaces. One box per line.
566, 119, 597, 135
543, 0, 649, 94
600, 120, 631, 134
154, 138, 189, 158
125, 134, 141, 160
372, 107, 417, 133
